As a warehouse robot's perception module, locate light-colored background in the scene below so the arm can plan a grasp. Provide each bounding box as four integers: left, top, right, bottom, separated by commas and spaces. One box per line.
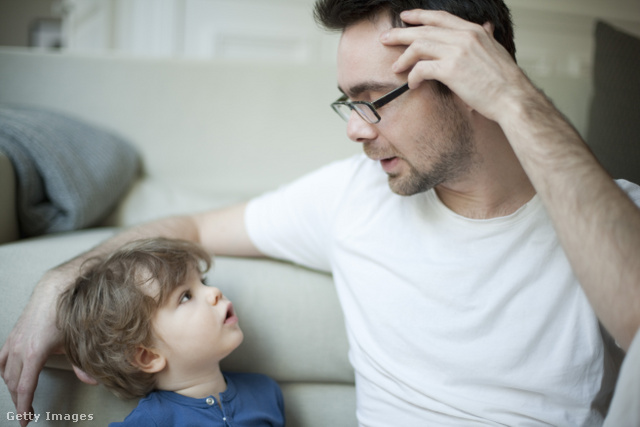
1, 0, 639, 225
2, 0, 639, 139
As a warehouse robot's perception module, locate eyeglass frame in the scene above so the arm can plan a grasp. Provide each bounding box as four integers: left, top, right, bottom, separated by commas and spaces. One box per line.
331, 82, 410, 124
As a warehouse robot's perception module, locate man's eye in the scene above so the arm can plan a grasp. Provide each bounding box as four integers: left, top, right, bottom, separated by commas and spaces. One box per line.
180, 291, 192, 304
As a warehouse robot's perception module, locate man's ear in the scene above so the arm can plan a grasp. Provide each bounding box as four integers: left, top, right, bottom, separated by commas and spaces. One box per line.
132, 346, 166, 374
483, 21, 495, 36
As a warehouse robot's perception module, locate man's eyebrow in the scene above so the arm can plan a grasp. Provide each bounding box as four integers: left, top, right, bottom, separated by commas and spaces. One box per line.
338, 81, 398, 99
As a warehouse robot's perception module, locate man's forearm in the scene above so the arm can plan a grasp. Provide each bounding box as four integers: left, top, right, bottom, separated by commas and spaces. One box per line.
501, 90, 640, 350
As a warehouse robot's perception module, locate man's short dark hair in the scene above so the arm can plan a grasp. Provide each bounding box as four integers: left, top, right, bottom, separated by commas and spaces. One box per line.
313, 0, 516, 60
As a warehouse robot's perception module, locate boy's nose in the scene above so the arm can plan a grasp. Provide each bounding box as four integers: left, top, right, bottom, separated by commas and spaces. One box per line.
207, 287, 222, 306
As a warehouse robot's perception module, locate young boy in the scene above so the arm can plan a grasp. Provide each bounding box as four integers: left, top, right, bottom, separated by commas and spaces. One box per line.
57, 237, 285, 426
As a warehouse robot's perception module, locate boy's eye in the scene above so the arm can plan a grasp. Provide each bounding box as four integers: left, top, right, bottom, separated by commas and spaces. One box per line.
179, 291, 192, 304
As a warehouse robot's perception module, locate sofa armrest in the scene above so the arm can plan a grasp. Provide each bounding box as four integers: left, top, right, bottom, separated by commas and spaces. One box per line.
0, 150, 19, 244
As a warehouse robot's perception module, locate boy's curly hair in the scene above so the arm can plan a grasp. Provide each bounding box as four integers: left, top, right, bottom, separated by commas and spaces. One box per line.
56, 238, 211, 399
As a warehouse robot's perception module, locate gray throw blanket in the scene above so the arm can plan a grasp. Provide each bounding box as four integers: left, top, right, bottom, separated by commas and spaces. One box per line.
0, 105, 140, 237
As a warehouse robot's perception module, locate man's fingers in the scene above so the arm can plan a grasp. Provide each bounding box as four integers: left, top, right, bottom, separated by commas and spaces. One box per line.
1, 348, 22, 407
381, 24, 450, 48
391, 39, 442, 75
398, 9, 477, 29
381, 25, 452, 77
14, 354, 45, 427
15, 359, 42, 420
407, 60, 443, 90
380, 15, 484, 79
0, 341, 7, 376
1, 333, 48, 423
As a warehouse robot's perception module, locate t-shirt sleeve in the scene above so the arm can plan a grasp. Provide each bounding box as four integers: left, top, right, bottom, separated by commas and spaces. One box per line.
617, 179, 640, 207
245, 155, 363, 272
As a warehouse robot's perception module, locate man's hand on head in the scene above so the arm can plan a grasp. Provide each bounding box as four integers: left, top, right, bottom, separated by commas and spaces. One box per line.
380, 9, 538, 124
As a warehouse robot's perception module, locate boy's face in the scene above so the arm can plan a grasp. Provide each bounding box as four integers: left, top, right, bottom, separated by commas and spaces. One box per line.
150, 268, 244, 377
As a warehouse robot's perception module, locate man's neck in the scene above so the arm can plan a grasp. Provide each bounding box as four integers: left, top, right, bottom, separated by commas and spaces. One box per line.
435, 178, 536, 219
434, 120, 536, 219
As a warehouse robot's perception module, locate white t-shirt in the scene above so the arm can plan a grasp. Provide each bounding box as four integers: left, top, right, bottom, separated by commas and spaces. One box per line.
245, 154, 637, 426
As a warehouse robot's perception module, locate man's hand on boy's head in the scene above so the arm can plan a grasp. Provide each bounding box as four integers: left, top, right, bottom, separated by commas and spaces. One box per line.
380, 9, 537, 125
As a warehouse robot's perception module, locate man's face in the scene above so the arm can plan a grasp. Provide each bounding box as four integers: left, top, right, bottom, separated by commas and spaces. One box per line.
336, 14, 476, 195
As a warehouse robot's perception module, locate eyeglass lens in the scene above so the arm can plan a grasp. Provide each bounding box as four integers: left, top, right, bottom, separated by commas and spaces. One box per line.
333, 103, 379, 123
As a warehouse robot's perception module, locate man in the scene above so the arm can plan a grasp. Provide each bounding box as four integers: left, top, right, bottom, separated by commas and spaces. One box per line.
3, 0, 640, 426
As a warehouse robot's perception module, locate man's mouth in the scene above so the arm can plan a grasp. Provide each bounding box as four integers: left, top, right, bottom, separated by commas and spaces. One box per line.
363, 146, 401, 173
380, 156, 399, 173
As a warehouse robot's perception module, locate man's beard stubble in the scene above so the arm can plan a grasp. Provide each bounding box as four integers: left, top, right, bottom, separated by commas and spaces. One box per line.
385, 98, 476, 197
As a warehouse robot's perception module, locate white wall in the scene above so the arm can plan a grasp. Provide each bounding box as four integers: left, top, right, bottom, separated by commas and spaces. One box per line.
60, 0, 640, 61
507, 0, 639, 135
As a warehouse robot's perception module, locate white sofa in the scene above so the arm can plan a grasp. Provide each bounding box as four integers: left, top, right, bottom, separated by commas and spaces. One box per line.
0, 48, 360, 426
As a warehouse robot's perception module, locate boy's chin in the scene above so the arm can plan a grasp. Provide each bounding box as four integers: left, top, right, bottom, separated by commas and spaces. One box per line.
222, 329, 245, 359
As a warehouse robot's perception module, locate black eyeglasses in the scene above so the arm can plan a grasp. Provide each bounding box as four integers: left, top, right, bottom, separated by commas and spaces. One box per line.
331, 83, 410, 124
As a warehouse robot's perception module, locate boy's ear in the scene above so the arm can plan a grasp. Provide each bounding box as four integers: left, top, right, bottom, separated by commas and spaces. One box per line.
132, 346, 166, 374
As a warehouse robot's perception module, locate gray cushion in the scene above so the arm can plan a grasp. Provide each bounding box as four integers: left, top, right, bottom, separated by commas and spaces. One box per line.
0, 151, 19, 243
0, 105, 140, 237
586, 21, 640, 184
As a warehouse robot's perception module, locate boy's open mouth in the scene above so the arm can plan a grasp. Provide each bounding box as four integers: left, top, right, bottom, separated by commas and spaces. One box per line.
224, 303, 237, 324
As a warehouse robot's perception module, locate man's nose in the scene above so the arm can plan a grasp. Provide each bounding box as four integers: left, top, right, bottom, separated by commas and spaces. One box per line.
346, 110, 378, 143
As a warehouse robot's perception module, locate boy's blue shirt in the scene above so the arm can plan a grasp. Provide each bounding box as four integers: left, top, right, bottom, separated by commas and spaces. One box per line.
109, 372, 285, 426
